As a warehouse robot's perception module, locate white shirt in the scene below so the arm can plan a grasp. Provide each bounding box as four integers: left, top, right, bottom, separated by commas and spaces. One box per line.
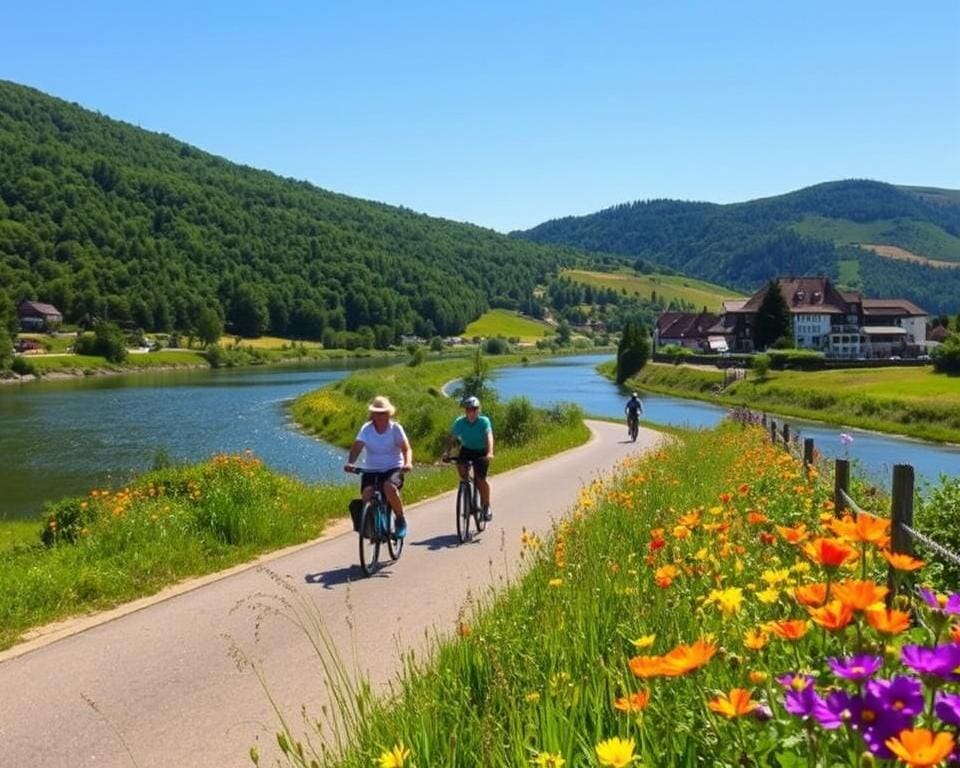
355, 420, 408, 472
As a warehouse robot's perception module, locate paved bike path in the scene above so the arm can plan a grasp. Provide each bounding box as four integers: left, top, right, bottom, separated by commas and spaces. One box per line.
0, 421, 662, 768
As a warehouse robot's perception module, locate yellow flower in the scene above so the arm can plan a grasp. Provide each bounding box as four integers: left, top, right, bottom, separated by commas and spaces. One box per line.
743, 628, 768, 651
760, 568, 791, 586
595, 737, 635, 767
532, 752, 565, 767
630, 634, 656, 650
707, 587, 744, 615
525, 691, 541, 703
548, 578, 564, 588
756, 588, 780, 604
377, 743, 411, 768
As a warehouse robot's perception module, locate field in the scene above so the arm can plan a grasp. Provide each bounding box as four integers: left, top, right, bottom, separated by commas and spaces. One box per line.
627, 362, 960, 443
226, 336, 323, 350
562, 269, 744, 310
791, 215, 960, 264
275, 424, 960, 767
24, 350, 207, 373
463, 309, 554, 341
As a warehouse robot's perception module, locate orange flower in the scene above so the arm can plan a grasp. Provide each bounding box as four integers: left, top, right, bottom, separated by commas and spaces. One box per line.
613, 691, 650, 713
802, 537, 858, 568
951, 623, 960, 644
748, 670, 768, 685
866, 607, 912, 635
777, 523, 809, 544
759, 532, 776, 546
678, 511, 700, 528
766, 619, 808, 641
884, 728, 955, 768
882, 551, 925, 572
738, 483, 750, 495
659, 639, 716, 677
707, 688, 757, 719
743, 628, 768, 651
719, 492, 732, 504
654, 564, 679, 588
832, 580, 889, 612
628, 655, 664, 679
747, 510, 768, 525
808, 600, 855, 631
794, 582, 828, 608
828, 513, 890, 548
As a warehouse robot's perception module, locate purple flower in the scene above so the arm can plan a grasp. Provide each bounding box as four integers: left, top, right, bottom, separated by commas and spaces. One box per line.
918, 588, 960, 615
936, 692, 960, 727
828, 654, 883, 682
840, 433, 854, 447
779, 674, 840, 728
826, 690, 912, 759
901, 644, 960, 679
866, 676, 924, 717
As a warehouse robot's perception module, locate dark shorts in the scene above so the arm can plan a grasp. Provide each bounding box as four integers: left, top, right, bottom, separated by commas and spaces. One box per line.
458, 447, 490, 480
360, 469, 405, 493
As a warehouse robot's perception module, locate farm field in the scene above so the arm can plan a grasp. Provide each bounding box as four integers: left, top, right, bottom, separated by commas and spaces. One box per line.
463, 309, 554, 341
562, 268, 744, 310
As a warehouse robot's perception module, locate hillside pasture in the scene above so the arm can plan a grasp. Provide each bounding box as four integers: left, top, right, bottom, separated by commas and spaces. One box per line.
791, 214, 960, 264
562, 268, 743, 311
463, 309, 554, 341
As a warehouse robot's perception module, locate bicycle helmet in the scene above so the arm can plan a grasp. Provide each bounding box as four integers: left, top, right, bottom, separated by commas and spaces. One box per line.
462, 395, 481, 409
631, 392, 638, 398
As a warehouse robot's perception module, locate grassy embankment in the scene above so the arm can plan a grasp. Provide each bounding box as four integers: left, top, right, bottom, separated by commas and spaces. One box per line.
0, 355, 588, 651
619, 361, 960, 444
268, 423, 960, 767
562, 268, 744, 310
463, 309, 554, 342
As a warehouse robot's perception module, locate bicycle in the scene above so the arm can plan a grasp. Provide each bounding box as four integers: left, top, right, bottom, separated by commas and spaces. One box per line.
627, 413, 640, 442
442, 456, 486, 543
347, 467, 404, 576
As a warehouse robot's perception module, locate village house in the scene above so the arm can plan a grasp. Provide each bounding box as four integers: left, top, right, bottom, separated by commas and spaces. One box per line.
653, 310, 720, 352
704, 277, 928, 358
17, 299, 63, 331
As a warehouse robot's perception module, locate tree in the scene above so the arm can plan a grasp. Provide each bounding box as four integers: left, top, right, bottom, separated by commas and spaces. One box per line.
752, 280, 793, 351
932, 333, 960, 374
196, 307, 223, 347
0, 289, 18, 335
616, 319, 651, 384
230, 284, 269, 338
0, 327, 13, 370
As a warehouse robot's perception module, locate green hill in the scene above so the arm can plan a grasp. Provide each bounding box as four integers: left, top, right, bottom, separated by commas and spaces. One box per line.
561, 268, 744, 310
516, 180, 960, 314
0, 80, 585, 344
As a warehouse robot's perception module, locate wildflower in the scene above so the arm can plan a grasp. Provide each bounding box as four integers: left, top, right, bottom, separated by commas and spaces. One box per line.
707, 688, 758, 719
748, 670, 768, 685
532, 752, 565, 767
803, 537, 858, 568
832, 580, 889, 612
672, 525, 690, 540
884, 729, 955, 768
935, 692, 960, 726
840, 432, 854, 447
826, 690, 910, 758
828, 654, 883, 682
794, 582, 828, 607
630, 634, 656, 650
778, 674, 836, 726
377, 743, 411, 768
654, 564, 678, 588
918, 588, 960, 616
628, 655, 664, 678
882, 551, 925, 572
743, 628, 768, 651
659, 639, 716, 676
756, 587, 780, 604
759, 532, 777, 546
678, 510, 700, 528
809, 600, 855, 631
706, 587, 744, 616
866, 607, 911, 635
901, 644, 960, 679
747, 511, 768, 525
548, 578, 563, 588
595, 736, 635, 768
613, 691, 650, 713
869, 676, 924, 717
760, 568, 791, 586
828, 513, 891, 548
457, 621, 471, 637
767, 619, 808, 641
525, 692, 541, 703
952, 623, 960, 643
778, 523, 809, 544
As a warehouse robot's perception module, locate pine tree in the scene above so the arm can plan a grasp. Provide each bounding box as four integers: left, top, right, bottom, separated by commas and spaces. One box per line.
752, 280, 793, 351
616, 319, 651, 383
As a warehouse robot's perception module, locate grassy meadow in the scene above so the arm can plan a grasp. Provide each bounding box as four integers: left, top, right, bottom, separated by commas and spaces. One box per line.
790, 215, 960, 264
625, 362, 960, 444
463, 309, 555, 342
562, 269, 744, 311
268, 423, 960, 767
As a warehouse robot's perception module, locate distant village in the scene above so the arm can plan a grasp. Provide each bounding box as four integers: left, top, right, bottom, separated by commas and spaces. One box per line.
654, 276, 939, 360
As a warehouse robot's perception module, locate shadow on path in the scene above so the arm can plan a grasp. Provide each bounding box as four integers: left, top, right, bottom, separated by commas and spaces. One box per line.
305, 564, 393, 588
409, 533, 468, 551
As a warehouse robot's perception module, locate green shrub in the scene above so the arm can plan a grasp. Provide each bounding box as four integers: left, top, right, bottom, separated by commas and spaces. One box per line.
10, 356, 35, 376
916, 475, 960, 588
767, 349, 825, 370
751, 353, 771, 380
42, 497, 99, 546
931, 333, 960, 373
497, 397, 539, 446
483, 336, 510, 355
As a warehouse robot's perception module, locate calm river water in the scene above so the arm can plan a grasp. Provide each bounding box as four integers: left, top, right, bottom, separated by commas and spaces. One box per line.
1, 354, 957, 520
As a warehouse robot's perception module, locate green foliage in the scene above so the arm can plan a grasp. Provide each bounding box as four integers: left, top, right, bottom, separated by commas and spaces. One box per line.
460, 348, 494, 404
658, 343, 694, 361
483, 336, 510, 355
10, 355, 35, 376
766, 349, 826, 370
932, 332, 960, 373
196, 306, 222, 347
407, 347, 426, 367
0, 81, 579, 342
74, 322, 128, 362
0, 326, 12, 370
916, 475, 960, 589
520, 180, 960, 314
751, 353, 770, 380
615, 318, 651, 383
0, 288, 17, 334
753, 280, 793, 351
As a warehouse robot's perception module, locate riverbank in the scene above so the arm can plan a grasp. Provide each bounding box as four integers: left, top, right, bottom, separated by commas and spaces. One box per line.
617, 361, 960, 444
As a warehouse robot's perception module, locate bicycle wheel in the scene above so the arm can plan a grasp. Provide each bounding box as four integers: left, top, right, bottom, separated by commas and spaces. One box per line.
473, 483, 486, 532
456, 481, 472, 543
387, 506, 404, 560
630, 421, 638, 442
358, 502, 380, 576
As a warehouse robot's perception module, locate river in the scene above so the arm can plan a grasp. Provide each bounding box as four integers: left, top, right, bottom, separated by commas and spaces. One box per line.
1, 354, 957, 520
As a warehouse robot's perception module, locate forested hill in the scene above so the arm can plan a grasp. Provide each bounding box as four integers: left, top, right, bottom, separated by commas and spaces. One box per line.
0, 81, 581, 342
515, 181, 960, 314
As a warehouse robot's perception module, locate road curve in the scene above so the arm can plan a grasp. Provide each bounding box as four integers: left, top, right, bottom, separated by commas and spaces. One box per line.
0, 420, 662, 768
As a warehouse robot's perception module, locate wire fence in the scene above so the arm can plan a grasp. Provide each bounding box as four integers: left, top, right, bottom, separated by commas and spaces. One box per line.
727, 406, 960, 581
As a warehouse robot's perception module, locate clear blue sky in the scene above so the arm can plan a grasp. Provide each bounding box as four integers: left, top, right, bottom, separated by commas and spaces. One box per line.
3, 1, 958, 232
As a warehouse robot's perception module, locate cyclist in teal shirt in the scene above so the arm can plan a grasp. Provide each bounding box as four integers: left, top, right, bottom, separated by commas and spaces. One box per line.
448, 395, 495, 520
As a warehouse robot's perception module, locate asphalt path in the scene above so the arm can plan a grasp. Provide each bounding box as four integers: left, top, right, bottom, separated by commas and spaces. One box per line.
0, 420, 662, 768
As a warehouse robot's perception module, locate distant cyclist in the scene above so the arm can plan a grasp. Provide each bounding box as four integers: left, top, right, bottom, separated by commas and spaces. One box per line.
625, 391, 644, 438
445, 395, 495, 520
344, 395, 413, 538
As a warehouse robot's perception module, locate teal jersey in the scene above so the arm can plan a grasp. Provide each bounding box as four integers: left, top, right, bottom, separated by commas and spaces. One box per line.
452, 414, 492, 451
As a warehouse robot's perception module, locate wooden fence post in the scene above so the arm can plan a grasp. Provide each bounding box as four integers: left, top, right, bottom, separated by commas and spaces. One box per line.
782, 423, 790, 446
770, 421, 777, 444
887, 464, 915, 604
834, 459, 849, 516
761, 413, 767, 427
803, 438, 814, 472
